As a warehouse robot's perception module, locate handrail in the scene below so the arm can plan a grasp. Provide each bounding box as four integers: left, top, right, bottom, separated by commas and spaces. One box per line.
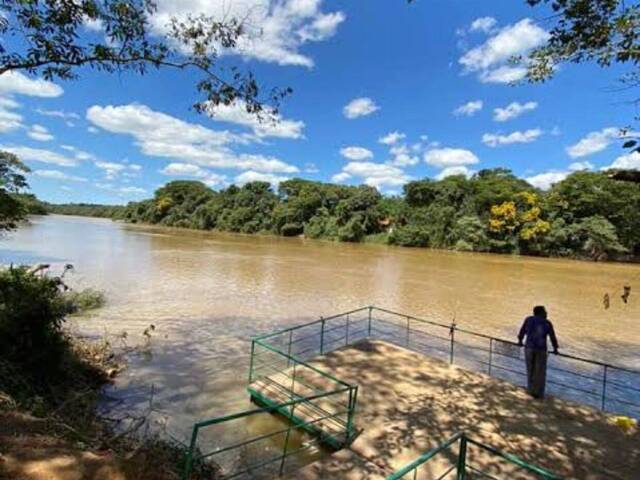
184, 305, 637, 480
385, 432, 464, 479
253, 306, 370, 341
253, 338, 355, 388
371, 306, 640, 375
386, 432, 562, 480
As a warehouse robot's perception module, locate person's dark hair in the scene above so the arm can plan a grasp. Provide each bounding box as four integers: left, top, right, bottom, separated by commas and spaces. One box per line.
533, 305, 547, 317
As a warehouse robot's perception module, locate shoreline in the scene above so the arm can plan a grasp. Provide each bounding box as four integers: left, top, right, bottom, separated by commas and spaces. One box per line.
40, 212, 640, 266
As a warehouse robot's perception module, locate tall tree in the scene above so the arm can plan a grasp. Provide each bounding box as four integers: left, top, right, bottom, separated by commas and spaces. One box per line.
0, 1, 289, 114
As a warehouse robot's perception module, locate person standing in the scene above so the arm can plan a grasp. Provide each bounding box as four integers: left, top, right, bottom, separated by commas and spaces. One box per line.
517, 306, 559, 399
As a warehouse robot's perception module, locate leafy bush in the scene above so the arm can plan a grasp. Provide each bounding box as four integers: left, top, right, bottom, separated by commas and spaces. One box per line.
0, 267, 71, 369
280, 222, 303, 236
64, 288, 106, 313
388, 225, 430, 247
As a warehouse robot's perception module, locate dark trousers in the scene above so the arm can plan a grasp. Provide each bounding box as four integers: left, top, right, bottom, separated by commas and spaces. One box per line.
525, 348, 548, 398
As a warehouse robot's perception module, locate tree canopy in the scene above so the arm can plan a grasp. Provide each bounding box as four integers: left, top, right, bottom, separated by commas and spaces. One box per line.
47, 168, 638, 262
0, 0, 289, 113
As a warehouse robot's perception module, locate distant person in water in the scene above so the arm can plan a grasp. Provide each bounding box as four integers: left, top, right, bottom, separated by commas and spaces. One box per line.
517, 306, 559, 399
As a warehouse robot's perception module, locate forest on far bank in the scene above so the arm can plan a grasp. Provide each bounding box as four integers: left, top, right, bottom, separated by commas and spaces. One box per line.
39, 168, 640, 262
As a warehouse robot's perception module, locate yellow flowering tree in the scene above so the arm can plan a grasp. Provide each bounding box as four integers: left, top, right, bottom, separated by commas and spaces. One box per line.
488, 192, 550, 252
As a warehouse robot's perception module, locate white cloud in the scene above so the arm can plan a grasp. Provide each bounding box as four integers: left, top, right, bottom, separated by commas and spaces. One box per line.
35, 108, 80, 120
566, 127, 621, 158
339, 161, 411, 188
150, 0, 345, 68
470, 17, 497, 33
331, 172, 351, 183
479, 66, 528, 84
378, 131, 406, 145
0, 71, 63, 97
493, 101, 537, 121
453, 100, 483, 116
436, 165, 473, 180
160, 162, 227, 187
526, 171, 568, 190
388, 144, 419, 167
603, 151, 640, 170
340, 146, 373, 160
60, 145, 96, 161
27, 124, 54, 142
95, 182, 147, 196
86, 104, 299, 174
93, 161, 144, 180
304, 162, 319, 173
0, 145, 78, 167
87, 126, 99, 134
424, 148, 480, 168
482, 128, 542, 147
161, 162, 208, 177
33, 169, 87, 182
234, 171, 289, 186
343, 97, 379, 119
568, 161, 594, 171
0, 97, 23, 133
206, 100, 304, 139
459, 19, 548, 84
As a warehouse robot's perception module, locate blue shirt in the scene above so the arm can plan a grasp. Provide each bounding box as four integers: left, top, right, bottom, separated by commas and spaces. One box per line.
518, 315, 559, 352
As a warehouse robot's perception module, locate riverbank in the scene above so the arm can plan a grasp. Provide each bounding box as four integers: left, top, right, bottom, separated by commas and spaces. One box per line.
0, 265, 216, 480
39, 211, 640, 265
40, 171, 640, 263
0, 331, 217, 480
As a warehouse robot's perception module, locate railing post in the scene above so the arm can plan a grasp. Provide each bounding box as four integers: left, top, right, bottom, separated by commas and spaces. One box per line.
320, 317, 325, 354
279, 403, 296, 476
601, 365, 608, 411
345, 313, 350, 346
248, 340, 256, 383
406, 316, 411, 348
346, 386, 358, 443
367, 306, 373, 337
449, 323, 456, 365
488, 338, 493, 376
182, 425, 199, 480
286, 330, 293, 367
456, 435, 467, 480
290, 362, 297, 413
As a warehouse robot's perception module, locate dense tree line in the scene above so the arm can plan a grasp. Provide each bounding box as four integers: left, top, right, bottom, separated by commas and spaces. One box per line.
45, 202, 125, 218
97, 169, 640, 261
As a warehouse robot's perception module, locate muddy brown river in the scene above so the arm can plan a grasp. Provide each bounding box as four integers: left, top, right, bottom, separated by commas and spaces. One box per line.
2, 215, 639, 447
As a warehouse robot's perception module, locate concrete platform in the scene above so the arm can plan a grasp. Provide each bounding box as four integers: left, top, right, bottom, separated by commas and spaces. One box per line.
284, 340, 639, 480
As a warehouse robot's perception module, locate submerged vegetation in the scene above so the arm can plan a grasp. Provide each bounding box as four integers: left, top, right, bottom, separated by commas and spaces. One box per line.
45, 169, 640, 262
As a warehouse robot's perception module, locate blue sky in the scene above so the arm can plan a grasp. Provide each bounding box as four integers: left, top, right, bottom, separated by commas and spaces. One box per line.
1, 0, 638, 204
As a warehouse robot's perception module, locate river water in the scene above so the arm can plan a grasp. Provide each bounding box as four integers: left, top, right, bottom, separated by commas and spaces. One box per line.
2, 215, 639, 443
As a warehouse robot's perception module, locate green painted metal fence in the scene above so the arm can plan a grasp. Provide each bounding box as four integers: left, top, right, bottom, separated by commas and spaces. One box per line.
386, 432, 562, 479
183, 305, 639, 479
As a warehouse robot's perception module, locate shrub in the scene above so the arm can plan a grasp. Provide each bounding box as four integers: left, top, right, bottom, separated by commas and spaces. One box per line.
280, 222, 303, 237
388, 225, 430, 247
0, 267, 70, 369
64, 288, 106, 313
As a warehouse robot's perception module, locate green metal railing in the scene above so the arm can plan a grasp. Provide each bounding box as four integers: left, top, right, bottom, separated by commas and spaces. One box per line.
387, 432, 561, 479
183, 305, 638, 479
367, 306, 640, 418
182, 309, 363, 480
